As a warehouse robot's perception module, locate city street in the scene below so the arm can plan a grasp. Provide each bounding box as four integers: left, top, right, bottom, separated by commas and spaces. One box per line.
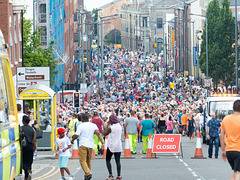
32, 136, 232, 180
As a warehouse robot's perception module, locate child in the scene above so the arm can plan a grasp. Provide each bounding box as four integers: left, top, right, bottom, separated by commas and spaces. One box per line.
56, 128, 74, 180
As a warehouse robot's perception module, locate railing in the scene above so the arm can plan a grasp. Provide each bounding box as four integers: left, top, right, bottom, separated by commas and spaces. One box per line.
52, 43, 69, 64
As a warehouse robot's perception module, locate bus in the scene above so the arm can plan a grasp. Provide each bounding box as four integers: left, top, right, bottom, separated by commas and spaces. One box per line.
0, 30, 21, 180
203, 94, 240, 143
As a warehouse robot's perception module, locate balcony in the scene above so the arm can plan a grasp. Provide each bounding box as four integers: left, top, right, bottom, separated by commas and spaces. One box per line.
12, 0, 25, 13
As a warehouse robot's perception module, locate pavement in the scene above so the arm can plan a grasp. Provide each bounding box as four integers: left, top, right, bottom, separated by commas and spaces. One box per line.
31, 136, 233, 180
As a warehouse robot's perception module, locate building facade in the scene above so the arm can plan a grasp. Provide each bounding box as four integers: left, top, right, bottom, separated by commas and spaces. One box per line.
121, 0, 184, 69
98, 0, 131, 43
0, 0, 24, 95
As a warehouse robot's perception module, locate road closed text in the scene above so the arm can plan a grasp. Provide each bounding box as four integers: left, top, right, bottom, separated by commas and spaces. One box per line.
156, 145, 177, 149
152, 134, 181, 153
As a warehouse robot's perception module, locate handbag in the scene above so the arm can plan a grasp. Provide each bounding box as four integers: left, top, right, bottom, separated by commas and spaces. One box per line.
36, 129, 43, 139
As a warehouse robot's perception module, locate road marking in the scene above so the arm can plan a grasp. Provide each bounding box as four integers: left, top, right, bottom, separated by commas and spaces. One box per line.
187, 167, 192, 172
33, 166, 58, 180
179, 159, 183, 162
192, 172, 198, 177
183, 162, 188, 166
72, 166, 82, 176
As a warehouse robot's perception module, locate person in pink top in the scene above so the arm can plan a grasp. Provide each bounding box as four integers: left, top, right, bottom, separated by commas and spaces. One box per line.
91, 112, 105, 155
166, 116, 173, 134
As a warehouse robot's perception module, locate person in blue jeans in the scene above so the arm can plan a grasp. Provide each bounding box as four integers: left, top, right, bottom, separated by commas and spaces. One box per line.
207, 113, 221, 158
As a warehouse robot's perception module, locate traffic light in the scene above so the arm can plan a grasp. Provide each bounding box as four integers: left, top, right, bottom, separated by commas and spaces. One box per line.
232, 86, 237, 94
73, 93, 80, 108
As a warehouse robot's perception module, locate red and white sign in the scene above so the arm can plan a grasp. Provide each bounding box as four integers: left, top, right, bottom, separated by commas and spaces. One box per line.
152, 134, 181, 153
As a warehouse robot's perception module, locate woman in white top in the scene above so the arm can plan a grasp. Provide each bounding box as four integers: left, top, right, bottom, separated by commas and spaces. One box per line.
103, 114, 122, 180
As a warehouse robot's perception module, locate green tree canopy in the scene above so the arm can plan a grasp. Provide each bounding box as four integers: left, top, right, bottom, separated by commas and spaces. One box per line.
23, 17, 58, 86
199, 0, 235, 86
92, 8, 98, 36
104, 29, 121, 45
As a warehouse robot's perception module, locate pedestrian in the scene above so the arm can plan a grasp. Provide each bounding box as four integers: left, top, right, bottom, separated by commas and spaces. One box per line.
44, 120, 52, 132
103, 114, 122, 180
220, 100, 240, 179
139, 113, 155, 154
91, 111, 105, 155
166, 115, 173, 134
158, 113, 166, 134
21, 115, 36, 180
56, 128, 74, 180
207, 113, 220, 158
188, 112, 196, 142
137, 114, 143, 143
124, 111, 139, 154
181, 111, 188, 135
69, 114, 79, 138
71, 113, 104, 180
18, 103, 26, 126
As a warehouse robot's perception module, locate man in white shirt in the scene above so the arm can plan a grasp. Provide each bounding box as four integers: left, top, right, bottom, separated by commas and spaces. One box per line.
71, 113, 104, 180
17, 104, 25, 126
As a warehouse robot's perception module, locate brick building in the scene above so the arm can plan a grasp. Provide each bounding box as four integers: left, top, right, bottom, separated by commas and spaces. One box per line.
0, 0, 24, 91
98, 0, 131, 41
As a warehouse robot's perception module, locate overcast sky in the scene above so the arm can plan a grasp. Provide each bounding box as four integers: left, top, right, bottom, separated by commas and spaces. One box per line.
85, 0, 113, 11
25, 0, 114, 20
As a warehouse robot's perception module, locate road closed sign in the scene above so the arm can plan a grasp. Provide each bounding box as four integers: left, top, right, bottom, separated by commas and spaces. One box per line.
152, 134, 181, 153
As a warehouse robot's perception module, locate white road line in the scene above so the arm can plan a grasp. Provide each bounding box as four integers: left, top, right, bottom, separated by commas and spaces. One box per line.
72, 166, 82, 176
179, 159, 183, 162
187, 167, 192, 172
183, 162, 188, 166
192, 172, 198, 177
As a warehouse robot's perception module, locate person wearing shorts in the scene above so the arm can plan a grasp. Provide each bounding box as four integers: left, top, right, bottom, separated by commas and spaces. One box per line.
56, 128, 74, 180
220, 100, 240, 180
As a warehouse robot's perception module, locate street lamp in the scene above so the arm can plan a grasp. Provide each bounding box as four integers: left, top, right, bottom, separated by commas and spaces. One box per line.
99, 14, 119, 95
189, 13, 208, 80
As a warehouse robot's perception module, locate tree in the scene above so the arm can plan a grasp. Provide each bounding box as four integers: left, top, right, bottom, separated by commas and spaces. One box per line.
92, 8, 98, 36
218, 0, 235, 86
199, 0, 235, 86
23, 17, 58, 86
104, 29, 121, 45
199, 0, 221, 86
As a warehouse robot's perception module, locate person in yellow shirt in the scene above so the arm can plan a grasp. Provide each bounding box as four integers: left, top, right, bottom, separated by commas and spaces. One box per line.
69, 114, 79, 137
220, 100, 240, 180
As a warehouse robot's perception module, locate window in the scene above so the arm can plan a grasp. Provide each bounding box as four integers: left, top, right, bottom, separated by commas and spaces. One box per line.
0, 58, 9, 123
143, 17, 147, 27
157, 18, 163, 29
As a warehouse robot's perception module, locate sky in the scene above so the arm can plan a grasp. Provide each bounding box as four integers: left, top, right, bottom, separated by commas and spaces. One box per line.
24, 0, 114, 20
85, 0, 113, 11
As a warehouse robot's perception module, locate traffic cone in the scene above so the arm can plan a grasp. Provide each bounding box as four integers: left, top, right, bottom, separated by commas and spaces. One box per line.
102, 136, 108, 158
191, 130, 206, 159
123, 133, 133, 158
146, 133, 155, 158
71, 140, 79, 158
92, 149, 96, 158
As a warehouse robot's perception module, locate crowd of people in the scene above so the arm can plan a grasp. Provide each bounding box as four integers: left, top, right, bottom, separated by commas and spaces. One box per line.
17, 49, 240, 180
20, 49, 210, 180
51, 49, 210, 180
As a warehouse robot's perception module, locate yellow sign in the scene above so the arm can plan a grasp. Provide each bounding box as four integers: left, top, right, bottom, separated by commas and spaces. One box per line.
92, 45, 98, 48
20, 89, 50, 98
171, 30, 175, 46
154, 43, 157, 48
184, 71, 188, 76
84, 58, 87, 61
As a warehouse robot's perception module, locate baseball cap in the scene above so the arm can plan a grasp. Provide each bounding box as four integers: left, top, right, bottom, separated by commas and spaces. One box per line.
57, 128, 66, 134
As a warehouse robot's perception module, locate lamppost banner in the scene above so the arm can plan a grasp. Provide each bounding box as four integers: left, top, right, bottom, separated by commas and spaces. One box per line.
193, 47, 198, 67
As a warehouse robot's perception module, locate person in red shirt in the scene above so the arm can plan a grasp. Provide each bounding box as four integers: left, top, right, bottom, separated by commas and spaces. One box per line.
91, 112, 105, 155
